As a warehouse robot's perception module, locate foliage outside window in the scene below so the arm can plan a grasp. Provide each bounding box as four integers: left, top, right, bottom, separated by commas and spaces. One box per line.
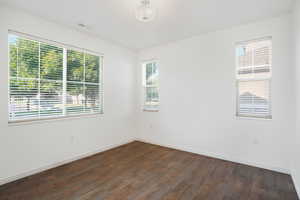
143, 61, 159, 111
8, 32, 103, 122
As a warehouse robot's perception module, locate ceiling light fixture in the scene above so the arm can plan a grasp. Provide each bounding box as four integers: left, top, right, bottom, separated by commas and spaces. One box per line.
77, 23, 86, 28
135, 0, 156, 22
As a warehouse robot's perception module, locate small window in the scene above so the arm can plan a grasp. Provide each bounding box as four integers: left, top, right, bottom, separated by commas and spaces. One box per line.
236, 37, 272, 119
142, 61, 159, 111
8, 31, 103, 123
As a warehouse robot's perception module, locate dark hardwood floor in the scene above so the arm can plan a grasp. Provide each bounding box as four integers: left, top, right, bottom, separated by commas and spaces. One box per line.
0, 141, 298, 200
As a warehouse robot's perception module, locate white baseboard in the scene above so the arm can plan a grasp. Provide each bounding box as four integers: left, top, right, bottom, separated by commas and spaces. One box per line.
135, 138, 290, 175
0, 138, 292, 187
0, 139, 135, 186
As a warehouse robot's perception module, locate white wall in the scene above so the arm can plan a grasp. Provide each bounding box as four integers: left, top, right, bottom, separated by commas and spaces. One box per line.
0, 2, 297, 191
292, 0, 300, 196
137, 14, 294, 173
0, 5, 137, 184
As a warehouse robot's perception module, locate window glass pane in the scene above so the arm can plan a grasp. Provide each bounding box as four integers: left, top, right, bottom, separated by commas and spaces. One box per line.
85, 84, 100, 113
17, 38, 39, 79
9, 35, 18, 77
67, 50, 84, 82
9, 78, 39, 120
66, 50, 101, 116
253, 41, 271, 66
146, 63, 153, 85
40, 80, 63, 117
237, 39, 272, 80
143, 61, 159, 111
40, 43, 63, 80
151, 63, 158, 86
238, 80, 270, 117
145, 87, 159, 106
146, 87, 159, 102
85, 53, 100, 83
237, 46, 252, 68
66, 82, 85, 115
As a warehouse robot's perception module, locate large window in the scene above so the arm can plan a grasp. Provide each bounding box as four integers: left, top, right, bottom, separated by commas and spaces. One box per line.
236, 37, 272, 119
8, 32, 103, 123
142, 61, 159, 111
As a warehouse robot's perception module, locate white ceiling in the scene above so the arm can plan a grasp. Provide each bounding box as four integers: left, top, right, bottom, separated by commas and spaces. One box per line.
0, 0, 294, 50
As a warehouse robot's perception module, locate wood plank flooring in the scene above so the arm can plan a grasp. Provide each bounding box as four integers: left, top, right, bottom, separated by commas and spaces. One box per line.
0, 141, 298, 200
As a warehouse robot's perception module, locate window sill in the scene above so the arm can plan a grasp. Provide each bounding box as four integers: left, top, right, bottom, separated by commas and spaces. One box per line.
143, 109, 159, 112
236, 115, 272, 121
8, 113, 103, 126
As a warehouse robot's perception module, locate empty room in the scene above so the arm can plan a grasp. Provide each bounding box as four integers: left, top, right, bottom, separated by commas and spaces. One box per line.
0, 0, 300, 199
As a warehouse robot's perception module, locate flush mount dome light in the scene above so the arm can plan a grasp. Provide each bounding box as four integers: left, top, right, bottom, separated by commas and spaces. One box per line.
136, 0, 156, 22
77, 23, 86, 28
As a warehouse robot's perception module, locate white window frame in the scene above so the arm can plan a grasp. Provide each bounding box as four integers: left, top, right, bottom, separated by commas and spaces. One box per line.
235, 37, 272, 119
8, 30, 104, 124
142, 60, 159, 112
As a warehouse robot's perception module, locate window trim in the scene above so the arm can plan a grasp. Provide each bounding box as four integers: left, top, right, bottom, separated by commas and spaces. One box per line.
142, 59, 159, 112
235, 37, 272, 120
9, 30, 103, 56
8, 113, 102, 126
8, 30, 104, 124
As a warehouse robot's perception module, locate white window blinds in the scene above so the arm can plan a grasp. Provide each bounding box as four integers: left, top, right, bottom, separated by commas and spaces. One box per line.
8, 32, 103, 123
143, 61, 159, 111
236, 37, 272, 119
